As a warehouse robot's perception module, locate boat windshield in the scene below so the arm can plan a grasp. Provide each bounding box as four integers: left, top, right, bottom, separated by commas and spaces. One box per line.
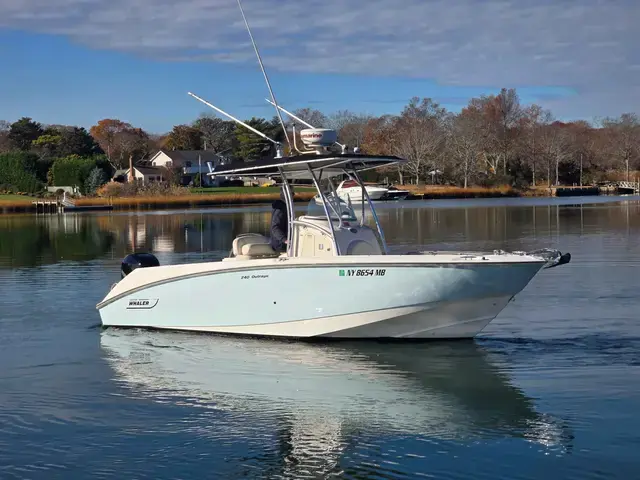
306, 192, 358, 222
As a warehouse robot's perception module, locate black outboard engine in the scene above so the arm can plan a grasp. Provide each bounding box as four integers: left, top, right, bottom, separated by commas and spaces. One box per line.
121, 252, 160, 279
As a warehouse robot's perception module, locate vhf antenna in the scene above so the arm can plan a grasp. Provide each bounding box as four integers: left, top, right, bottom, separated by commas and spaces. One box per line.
188, 91, 283, 158
235, 0, 291, 152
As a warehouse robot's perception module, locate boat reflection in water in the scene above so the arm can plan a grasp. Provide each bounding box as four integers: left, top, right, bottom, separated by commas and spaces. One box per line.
100, 331, 572, 475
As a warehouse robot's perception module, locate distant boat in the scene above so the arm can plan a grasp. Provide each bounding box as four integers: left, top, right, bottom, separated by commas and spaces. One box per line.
314, 180, 410, 205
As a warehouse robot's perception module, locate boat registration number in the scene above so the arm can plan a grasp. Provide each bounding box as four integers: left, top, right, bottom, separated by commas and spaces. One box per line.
339, 269, 386, 277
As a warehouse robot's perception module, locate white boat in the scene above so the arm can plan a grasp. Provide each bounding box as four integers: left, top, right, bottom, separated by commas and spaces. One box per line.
313, 180, 410, 205
95, 0, 572, 339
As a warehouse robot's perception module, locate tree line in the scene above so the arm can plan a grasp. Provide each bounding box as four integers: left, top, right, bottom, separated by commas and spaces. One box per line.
1, 87, 639, 194
292, 89, 640, 188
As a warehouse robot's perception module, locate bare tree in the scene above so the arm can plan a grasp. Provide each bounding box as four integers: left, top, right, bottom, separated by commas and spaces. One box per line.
116, 128, 150, 168
601, 113, 640, 181
327, 110, 373, 148
519, 105, 554, 186
389, 98, 448, 185
449, 114, 481, 188
290, 108, 328, 128
193, 114, 236, 154
538, 123, 574, 186
496, 88, 523, 174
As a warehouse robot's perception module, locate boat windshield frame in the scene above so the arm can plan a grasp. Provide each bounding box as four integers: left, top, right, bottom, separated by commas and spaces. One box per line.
279, 162, 390, 257
208, 153, 401, 257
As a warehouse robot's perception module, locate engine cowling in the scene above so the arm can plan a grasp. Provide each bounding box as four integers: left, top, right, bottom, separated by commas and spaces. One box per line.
121, 253, 160, 279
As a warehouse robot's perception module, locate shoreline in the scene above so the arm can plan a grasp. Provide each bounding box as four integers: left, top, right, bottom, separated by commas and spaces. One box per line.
0, 185, 609, 214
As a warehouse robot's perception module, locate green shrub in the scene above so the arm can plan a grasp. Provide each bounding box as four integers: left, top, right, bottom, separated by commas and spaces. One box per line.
50, 155, 97, 193
0, 152, 43, 193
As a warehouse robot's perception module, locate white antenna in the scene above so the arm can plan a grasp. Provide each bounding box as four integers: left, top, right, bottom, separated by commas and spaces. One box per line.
235, 0, 291, 151
264, 98, 346, 149
188, 91, 283, 158
264, 98, 315, 128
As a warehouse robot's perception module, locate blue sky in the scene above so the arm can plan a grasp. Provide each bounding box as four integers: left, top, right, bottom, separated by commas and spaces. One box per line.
0, 0, 638, 134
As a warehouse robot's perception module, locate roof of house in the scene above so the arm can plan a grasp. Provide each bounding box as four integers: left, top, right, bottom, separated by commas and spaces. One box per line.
113, 166, 165, 176
155, 149, 223, 164
134, 166, 165, 175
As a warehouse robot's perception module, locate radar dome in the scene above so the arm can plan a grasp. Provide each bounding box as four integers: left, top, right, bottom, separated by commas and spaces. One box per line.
299, 128, 337, 147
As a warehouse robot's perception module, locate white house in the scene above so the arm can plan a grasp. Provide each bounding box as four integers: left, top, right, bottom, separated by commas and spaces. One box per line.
148, 149, 227, 186
113, 166, 166, 184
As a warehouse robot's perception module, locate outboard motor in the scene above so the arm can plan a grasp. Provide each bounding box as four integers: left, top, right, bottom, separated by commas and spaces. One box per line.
121, 252, 160, 279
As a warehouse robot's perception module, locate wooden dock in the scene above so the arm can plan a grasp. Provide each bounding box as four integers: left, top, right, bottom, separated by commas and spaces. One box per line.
32, 200, 62, 214
32, 198, 113, 214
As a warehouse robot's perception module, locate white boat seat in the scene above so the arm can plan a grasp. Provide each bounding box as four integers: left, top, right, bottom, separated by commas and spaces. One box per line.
242, 243, 276, 256
234, 242, 279, 260
232, 233, 270, 257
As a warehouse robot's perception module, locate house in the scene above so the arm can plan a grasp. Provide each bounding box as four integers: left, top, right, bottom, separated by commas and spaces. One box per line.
148, 149, 227, 186
112, 166, 166, 184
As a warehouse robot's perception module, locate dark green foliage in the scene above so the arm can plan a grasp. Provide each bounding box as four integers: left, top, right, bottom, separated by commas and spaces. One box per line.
58, 127, 103, 157
0, 152, 42, 193
90, 154, 113, 178
36, 158, 55, 184
50, 155, 97, 193
558, 159, 581, 186
235, 117, 283, 161
9, 117, 43, 151
31, 126, 103, 160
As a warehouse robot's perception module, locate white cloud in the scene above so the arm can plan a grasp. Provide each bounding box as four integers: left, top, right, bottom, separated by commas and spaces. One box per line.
1, 0, 638, 118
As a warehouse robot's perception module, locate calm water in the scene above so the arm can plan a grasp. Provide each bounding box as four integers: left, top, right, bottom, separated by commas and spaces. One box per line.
1, 196, 639, 479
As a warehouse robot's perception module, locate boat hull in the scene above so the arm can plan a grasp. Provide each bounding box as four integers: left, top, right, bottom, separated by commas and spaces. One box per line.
381, 189, 409, 201
97, 257, 546, 339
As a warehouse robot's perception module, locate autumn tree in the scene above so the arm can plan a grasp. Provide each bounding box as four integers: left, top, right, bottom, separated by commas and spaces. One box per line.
459, 89, 522, 178
89, 119, 149, 169
8, 117, 43, 151
361, 116, 394, 154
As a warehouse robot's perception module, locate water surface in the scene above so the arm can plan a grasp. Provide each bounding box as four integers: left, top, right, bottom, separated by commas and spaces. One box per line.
1, 195, 639, 479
